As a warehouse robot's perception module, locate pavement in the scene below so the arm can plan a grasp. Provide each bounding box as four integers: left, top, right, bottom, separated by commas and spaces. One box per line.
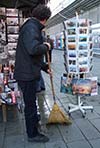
0, 50, 100, 148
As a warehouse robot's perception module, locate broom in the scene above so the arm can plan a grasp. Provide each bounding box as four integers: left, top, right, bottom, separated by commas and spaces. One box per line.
47, 51, 72, 124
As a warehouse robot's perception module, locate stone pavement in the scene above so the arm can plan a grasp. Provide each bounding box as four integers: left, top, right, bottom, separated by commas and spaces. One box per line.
0, 50, 100, 148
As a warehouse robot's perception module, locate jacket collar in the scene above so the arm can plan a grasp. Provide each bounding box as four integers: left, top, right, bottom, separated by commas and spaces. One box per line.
21, 17, 45, 30
31, 17, 45, 30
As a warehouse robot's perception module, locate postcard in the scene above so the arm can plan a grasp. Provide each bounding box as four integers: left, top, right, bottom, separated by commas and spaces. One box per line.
78, 19, 88, 27
8, 34, 18, 42
69, 66, 77, 73
79, 28, 87, 34
68, 36, 76, 42
88, 77, 98, 96
0, 17, 6, 44
72, 78, 91, 95
78, 51, 88, 58
60, 76, 73, 94
79, 58, 88, 65
79, 43, 88, 50
0, 73, 4, 84
79, 36, 87, 42
7, 26, 19, 34
8, 43, 17, 49
79, 66, 89, 73
68, 44, 76, 50
67, 28, 76, 35
68, 50, 77, 58
6, 9, 18, 16
7, 17, 18, 25
69, 60, 76, 65
0, 8, 5, 15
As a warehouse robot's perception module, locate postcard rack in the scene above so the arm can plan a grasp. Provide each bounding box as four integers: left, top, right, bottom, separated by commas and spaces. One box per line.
62, 14, 95, 117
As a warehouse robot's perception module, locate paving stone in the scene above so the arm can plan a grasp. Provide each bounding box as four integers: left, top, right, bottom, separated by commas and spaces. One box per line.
5, 120, 24, 136
70, 111, 86, 120
0, 108, 3, 122
71, 110, 99, 120
94, 106, 100, 115
67, 140, 92, 148
86, 99, 100, 106
55, 92, 69, 99
75, 118, 100, 140
4, 135, 24, 148
58, 96, 70, 104
47, 125, 62, 142
90, 118, 100, 132
25, 141, 45, 148
84, 110, 100, 120
0, 131, 5, 148
58, 123, 85, 143
89, 138, 100, 148
0, 122, 6, 132
45, 140, 68, 148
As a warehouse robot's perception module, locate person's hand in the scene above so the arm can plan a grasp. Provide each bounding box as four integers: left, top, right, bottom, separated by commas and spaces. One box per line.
44, 42, 51, 50
47, 69, 52, 77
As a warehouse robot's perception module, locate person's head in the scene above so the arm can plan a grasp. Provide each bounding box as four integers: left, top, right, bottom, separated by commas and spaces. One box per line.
22, 4, 51, 25
31, 4, 51, 25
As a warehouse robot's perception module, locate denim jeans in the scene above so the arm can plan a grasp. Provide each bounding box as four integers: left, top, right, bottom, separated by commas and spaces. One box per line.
18, 80, 38, 138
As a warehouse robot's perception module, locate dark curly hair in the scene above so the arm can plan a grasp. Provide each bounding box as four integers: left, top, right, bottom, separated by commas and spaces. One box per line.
31, 4, 51, 21
22, 4, 51, 20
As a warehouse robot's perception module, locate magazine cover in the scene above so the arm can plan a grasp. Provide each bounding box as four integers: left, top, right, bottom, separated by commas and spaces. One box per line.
88, 77, 98, 96
72, 78, 91, 95
60, 76, 73, 94
0, 73, 4, 93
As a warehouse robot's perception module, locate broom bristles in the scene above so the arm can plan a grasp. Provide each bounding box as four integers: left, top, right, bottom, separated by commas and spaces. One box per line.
47, 103, 72, 124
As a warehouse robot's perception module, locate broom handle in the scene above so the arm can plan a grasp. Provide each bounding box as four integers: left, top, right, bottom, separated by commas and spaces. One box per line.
47, 51, 56, 102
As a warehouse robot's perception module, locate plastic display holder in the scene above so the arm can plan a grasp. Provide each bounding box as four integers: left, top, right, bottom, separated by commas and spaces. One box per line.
63, 12, 94, 117
68, 95, 93, 117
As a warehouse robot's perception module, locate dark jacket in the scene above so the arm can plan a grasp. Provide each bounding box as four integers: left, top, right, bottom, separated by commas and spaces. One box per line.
14, 18, 48, 81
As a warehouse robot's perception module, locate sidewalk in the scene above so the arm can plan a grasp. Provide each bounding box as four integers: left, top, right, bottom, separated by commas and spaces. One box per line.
0, 50, 100, 148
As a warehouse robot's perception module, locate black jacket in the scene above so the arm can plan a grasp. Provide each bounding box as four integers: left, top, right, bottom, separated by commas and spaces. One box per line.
14, 18, 48, 81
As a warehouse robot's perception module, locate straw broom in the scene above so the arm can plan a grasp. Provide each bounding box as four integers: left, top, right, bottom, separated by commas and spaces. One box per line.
47, 51, 72, 124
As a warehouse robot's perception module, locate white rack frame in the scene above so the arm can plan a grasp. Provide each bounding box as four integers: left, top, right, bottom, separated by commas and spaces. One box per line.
68, 95, 93, 117
63, 13, 94, 117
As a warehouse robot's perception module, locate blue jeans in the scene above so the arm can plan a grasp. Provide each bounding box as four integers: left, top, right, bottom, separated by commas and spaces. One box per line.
18, 80, 39, 138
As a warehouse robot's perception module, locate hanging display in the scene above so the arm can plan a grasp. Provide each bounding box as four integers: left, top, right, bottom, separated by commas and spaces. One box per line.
61, 18, 98, 96
64, 18, 93, 74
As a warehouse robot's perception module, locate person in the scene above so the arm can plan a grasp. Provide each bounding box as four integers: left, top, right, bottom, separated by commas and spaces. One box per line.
36, 73, 48, 134
14, 4, 51, 142
45, 35, 54, 63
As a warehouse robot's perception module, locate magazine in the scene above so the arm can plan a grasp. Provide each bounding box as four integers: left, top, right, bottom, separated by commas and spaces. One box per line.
60, 76, 73, 94
72, 78, 91, 95
88, 77, 98, 96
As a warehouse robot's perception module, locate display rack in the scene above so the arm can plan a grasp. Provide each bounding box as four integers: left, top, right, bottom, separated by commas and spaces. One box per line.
0, 7, 6, 53
62, 13, 96, 117
6, 8, 19, 47
0, 8, 23, 122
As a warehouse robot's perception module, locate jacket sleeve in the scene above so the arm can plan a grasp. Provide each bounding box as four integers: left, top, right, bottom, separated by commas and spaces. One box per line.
22, 24, 48, 56
41, 62, 49, 73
